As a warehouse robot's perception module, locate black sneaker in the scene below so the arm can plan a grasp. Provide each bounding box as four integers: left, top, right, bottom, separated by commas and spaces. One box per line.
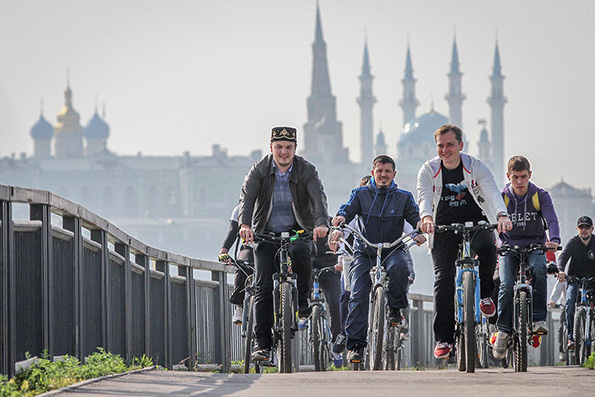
347, 345, 364, 363
332, 334, 346, 354
389, 308, 402, 327
298, 303, 312, 318
251, 348, 271, 362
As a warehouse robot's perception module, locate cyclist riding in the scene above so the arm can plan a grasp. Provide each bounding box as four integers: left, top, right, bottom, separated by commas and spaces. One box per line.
493, 155, 561, 360
417, 124, 512, 360
238, 126, 329, 363
557, 216, 595, 351
329, 154, 425, 364
218, 203, 254, 324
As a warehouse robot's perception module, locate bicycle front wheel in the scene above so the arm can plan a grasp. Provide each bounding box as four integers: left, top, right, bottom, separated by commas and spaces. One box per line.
574, 306, 587, 365
383, 325, 397, 370
369, 286, 385, 371
476, 320, 489, 368
278, 282, 293, 373
514, 290, 529, 372
243, 294, 256, 374
462, 271, 476, 373
311, 305, 326, 371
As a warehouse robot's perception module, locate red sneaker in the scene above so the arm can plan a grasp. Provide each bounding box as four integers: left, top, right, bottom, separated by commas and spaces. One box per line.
433, 342, 453, 359
480, 297, 496, 318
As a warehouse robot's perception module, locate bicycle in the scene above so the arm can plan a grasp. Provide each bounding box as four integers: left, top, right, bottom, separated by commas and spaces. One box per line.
233, 258, 260, 374
309, 266, 336, 371
497, 244, 561, 372
566, 275, 595, 365
252, 230, 312, 373
436, 221, 498, 373
334, 222, 420, 371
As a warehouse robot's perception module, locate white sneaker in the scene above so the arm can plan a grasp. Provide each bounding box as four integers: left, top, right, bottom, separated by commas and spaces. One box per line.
232, 305, 243, 325
533, 321, 549, 334
493, 332, 510, 360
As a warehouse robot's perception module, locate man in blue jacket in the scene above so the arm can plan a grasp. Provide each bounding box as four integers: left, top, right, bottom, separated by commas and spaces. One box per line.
329, 155, 425, 364
493, 155, 561, 359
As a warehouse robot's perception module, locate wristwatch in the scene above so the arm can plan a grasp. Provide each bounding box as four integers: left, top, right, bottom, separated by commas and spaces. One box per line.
497, 212, 509, 219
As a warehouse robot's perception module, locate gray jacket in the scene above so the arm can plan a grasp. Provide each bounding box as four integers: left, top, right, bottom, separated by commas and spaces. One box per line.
239, 154, 329, 233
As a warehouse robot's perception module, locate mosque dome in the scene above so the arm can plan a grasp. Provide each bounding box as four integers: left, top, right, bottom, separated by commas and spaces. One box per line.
30, 114, 54, 139
398, 109, 449, 146
83, 111, 110, 139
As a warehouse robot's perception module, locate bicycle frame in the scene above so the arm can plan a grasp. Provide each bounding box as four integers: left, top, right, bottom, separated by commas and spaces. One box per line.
567, 276, 595, 356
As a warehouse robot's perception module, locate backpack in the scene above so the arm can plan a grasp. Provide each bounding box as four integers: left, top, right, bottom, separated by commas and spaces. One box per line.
503, 191, 548, 230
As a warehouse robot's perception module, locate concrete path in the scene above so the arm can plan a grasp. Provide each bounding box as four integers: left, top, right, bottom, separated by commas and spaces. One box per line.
49, 366, 593, 396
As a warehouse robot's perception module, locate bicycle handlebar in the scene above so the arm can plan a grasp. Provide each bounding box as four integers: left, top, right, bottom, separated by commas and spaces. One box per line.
565, 275, 595, 284
498, 244, 563, 256
435, 221, 498, 234
312, 266, 338, 276
332, 222, 421, 251
254, 230, 313, 244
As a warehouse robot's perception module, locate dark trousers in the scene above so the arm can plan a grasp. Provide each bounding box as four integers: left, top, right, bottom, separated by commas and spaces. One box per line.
431, 229, 496, 344
339, 284, 350, 336
316, 268, 342, 343
229, 248, 254, 306
346, 250, 410, 350
253, 239, 312, 349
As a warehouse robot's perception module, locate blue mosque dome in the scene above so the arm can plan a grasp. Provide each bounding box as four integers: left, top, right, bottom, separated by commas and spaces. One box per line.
398, 109, 449, 146
30, 114, 54, 139
83, 111, 110, 139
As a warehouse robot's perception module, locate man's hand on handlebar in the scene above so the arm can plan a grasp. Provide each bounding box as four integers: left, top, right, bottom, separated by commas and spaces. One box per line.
218, 249, 231, 264
418, 215, 434, 234
332, 215, 346, 227
239, 224, 254, 245
328, 229, 343, 252
497, 216, 513, 234
313, 225, 329, 241
545, 241, 559, 250
413, 234, 426, 246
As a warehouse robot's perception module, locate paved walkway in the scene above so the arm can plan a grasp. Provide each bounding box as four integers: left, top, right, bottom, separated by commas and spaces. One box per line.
49, 366, 593, 396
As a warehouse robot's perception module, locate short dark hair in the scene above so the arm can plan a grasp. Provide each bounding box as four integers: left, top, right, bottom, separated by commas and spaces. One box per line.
360, 175, 371, 186
434, 124, 463, 143
507, 155, 531, 173
372, 155, 396, 172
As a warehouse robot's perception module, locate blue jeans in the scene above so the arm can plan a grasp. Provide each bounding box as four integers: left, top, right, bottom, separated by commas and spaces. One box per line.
565, 282, 578, 341
345, 250, 409, 350
497, 251, 547, 334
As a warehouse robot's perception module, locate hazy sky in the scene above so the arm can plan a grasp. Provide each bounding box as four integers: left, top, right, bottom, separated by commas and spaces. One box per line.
1, 0, 594, 191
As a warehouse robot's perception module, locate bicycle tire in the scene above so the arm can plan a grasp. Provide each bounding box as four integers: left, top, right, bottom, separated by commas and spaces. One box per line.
396, 342, 403, 371
278, 282, 293, 373
462, 271, 476, 373
369, 287, 386, 370
476, 321, 489, 368
321, 317, 331, 370
515, 290, 529, 372
574, 306, 587, 365
456, 331, 466, 371
243, 294, 255, 374
588, 313, 595, 359
383, 325, 397, 370
312, 305, 324, 371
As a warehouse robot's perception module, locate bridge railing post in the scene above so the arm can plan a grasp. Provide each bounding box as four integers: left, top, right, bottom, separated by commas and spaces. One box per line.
0, 195, 13, 376
212, 269, 230, 372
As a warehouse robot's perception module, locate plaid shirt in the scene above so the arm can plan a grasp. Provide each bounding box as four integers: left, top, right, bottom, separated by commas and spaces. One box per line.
266, 162, 297, 233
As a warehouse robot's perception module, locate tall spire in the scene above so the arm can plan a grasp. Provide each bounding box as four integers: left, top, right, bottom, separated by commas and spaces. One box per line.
302, 3, 348, 164
488, 40, 507, 188
445, 35, 465, 128
357, 38, 376, 165
399, 41, 419, 125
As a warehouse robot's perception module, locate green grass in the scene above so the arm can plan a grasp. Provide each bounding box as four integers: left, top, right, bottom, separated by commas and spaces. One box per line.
584, 351, 595, 369
0, 349, 153, 396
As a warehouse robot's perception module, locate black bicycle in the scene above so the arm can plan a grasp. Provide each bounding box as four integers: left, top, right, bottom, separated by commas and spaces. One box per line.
253, 230, 312, 373
497, 244, 561, 372
566, 275, 595, 365
232, 258, 260, 374
309, 266, 336, 371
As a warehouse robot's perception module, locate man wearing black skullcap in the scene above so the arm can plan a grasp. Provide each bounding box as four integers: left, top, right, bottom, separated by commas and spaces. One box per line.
238, 126, 330, 363
557, 215, 595, 350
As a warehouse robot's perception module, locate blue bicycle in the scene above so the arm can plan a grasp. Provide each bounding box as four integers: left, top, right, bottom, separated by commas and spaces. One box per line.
436, 221, 497, 373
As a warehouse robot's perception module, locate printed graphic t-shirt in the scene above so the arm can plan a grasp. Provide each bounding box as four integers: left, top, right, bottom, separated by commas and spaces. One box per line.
435, 162, 487, 226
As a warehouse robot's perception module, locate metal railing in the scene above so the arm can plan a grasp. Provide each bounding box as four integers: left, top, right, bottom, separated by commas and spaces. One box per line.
0, 184, 235, 376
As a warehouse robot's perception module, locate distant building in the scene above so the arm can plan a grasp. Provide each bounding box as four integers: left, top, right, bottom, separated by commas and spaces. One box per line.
549, 180, 594, 242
